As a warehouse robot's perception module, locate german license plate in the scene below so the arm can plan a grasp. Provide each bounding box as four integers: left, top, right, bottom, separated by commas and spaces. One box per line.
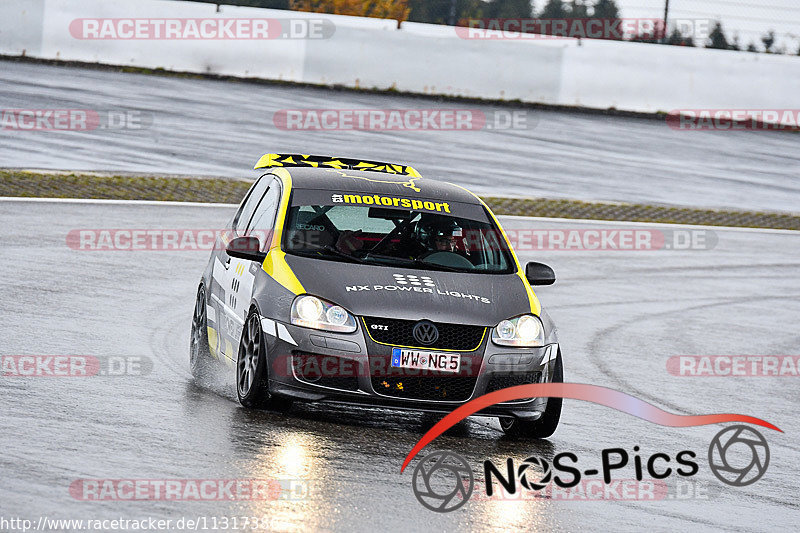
391, 348, 460, 373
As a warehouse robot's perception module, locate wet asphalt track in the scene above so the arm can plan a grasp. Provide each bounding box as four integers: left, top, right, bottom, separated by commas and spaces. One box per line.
1, 198, 798, 532
2, 60, 800, 213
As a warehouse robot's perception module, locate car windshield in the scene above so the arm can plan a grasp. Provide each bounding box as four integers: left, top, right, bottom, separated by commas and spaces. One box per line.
282, 190, 514, 273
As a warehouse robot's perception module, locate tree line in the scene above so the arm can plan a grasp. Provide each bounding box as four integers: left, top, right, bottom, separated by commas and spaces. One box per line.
184, 0, 799, 55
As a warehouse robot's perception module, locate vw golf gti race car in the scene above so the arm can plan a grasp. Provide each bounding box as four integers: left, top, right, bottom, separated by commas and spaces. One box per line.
190, 154, 563, 438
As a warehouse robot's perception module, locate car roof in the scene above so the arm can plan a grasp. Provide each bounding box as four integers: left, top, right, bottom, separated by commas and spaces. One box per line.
275, 166, 482, 204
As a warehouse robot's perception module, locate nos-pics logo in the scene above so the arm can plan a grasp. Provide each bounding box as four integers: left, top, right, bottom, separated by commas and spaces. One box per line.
411, 425, 770, 513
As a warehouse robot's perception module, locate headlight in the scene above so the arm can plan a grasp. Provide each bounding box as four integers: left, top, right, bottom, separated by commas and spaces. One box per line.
291, 295, 357, 333
491, 314, 544, 347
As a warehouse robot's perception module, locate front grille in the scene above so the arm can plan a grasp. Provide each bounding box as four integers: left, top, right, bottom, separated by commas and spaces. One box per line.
371, 375, 477, 402
292, 352, 360, 392
363, 317, 485, 351
486, 371, 542, 402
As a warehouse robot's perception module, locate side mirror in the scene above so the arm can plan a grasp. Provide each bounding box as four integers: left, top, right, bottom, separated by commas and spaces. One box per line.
525, 262, 556, 286
226, 236, 267, 262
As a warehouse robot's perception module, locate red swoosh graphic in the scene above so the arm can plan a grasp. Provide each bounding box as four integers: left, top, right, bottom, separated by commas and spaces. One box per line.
400, 383, 781, 473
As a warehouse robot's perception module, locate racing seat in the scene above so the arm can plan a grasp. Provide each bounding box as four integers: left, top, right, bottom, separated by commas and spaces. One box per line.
285, 210, 335, 251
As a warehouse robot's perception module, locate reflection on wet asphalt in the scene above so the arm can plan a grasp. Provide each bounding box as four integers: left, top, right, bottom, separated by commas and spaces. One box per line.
0, 200, 798, 532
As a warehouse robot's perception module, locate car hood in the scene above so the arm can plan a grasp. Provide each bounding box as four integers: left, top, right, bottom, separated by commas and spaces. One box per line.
284, 254, 537, 326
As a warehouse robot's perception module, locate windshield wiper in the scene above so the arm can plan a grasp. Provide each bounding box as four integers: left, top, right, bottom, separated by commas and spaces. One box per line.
361, 252, 464, 272
293, 245, 366, 264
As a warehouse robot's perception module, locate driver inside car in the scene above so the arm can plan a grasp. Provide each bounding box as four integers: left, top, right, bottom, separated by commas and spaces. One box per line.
423, 218, 469, 260
433, 228, 458, 252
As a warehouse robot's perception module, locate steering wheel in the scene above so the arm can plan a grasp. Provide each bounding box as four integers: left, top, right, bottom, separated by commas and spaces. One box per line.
420, 251, 474, 269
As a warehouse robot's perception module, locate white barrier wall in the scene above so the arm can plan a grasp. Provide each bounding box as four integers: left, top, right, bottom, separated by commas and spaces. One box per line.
2, 0, 799, 117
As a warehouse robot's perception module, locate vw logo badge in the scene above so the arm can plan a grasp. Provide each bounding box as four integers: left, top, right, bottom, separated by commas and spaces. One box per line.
413, 320, 439, 345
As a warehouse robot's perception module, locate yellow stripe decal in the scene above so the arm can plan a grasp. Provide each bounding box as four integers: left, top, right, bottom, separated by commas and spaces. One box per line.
260, 168, 305, 295
224, 339, 234, 359
263, 250, 305, 295
207, 326, 219, 359
254, 153, 421, 177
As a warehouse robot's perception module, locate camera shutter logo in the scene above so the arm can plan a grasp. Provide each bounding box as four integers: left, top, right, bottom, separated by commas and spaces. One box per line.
412, 450, 474, 512
708, 425, 770, 487
518, 456, 553, 491
413, 320, 439, 345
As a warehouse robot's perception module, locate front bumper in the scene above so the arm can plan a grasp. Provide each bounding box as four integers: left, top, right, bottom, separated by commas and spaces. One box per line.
262, 317, 559, 420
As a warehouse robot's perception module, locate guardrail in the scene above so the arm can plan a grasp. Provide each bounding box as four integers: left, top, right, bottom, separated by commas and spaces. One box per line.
2, 0, 798, 120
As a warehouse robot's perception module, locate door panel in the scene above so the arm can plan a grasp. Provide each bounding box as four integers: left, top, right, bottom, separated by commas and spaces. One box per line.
213, 177, 282, 360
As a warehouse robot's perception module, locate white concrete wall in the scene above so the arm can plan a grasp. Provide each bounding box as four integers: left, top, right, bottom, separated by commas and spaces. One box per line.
0, 0, 45, 56
2, 0, 799, 119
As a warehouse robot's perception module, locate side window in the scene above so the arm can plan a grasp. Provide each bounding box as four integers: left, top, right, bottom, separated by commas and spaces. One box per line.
247, 180, 282, 249
233, 175, 271, 233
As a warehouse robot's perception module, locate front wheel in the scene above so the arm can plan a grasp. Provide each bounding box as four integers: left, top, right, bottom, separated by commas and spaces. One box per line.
500, 350, 563, 439
236, 310, 292, 410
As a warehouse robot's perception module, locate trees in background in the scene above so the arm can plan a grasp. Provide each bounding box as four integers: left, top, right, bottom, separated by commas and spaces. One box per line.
405, 0, 486, 25
666, 28, 693, 47
290, 0, 409, 20
485, 0, 533, 19
592, 0, 618, 19
187, 0, 290, 7
761, 31, 776, 53
540, 0, 567, 19
407, 0, 616, 27
540, 0, 613, 19
707, 22, 730, 50
705, 21, 764, 54
564, 1, 590, 18
181, 0, 793, 55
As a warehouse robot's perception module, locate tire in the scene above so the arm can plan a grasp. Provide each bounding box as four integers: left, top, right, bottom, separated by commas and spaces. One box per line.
236, 310, 292, 410
189, 285, 212, 380
499, 350, 563, 439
